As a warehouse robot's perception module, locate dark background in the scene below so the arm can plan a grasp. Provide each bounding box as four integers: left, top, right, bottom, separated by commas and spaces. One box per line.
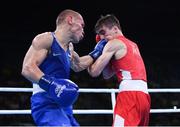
0, 0, 180, 126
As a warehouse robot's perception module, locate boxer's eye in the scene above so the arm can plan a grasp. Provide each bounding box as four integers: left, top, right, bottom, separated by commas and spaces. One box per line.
98, 30, 106, 35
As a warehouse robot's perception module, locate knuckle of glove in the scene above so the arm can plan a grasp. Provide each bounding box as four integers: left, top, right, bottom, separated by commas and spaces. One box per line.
50, 79, 79, 107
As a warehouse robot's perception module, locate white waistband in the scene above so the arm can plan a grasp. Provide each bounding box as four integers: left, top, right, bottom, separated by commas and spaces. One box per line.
32, 83, 46, 95
119, 80, 148, 94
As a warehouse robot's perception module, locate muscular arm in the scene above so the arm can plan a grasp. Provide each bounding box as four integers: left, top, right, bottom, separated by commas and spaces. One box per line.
69, 43, 94, 72
21, 32, 52, 83
88, 39, 126, 77
71, 54, 94, 72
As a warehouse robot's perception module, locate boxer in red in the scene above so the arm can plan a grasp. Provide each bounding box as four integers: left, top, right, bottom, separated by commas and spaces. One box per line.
88, 14, 151, 126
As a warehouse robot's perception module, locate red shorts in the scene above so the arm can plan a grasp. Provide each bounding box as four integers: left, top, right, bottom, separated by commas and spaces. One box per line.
112, 80, 151, 126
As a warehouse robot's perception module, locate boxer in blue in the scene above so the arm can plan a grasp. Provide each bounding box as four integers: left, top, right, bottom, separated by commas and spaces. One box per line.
21, 9, 107, 126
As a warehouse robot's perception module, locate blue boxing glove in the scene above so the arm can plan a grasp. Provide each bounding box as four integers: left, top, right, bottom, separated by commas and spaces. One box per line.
89, 39, 107, 60
38, 75, 79, 107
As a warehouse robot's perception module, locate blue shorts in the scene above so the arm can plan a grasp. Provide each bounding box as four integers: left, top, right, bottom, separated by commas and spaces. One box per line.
31, 92, 79, 126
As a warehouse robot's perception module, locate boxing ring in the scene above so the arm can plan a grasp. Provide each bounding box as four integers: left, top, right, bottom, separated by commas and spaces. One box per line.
0, 87, 180, 115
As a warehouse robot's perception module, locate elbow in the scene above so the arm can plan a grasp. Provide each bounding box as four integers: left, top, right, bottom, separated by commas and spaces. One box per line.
72, 66, 83, 72
91, 71, 100, 77
88, 69, 101, 77
73, 69, 81, 73
91, 73, 99, 78
21, 64, 32, 78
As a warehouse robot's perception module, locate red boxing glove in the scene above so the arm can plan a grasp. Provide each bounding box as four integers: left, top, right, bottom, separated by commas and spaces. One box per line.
95, 34, 101, 43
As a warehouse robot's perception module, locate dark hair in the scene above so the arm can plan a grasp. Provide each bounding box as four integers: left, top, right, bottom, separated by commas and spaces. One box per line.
95, 14, 121, 33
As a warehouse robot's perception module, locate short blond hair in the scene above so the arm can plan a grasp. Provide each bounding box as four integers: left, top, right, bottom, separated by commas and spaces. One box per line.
56, 9, 80, 26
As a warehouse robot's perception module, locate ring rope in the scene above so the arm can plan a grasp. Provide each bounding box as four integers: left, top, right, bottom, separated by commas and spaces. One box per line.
1, 87, 180, 93
0, 87, 180, 114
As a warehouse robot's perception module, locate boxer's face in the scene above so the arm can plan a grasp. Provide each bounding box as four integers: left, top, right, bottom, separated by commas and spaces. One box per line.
97, 25, 116, 41
70, 15, 85, 43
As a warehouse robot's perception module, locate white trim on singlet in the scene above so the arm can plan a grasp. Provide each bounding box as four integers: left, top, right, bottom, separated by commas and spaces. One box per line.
113, 114, 125, 127
120, 69, 132, 80
32, 83, 45, 95
119, 80, 148, 94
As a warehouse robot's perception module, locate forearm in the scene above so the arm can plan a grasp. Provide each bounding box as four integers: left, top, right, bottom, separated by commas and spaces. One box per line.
71, 55, 94, 72
88, 49, 114, 77
71, 39, 107, 72
21, 63, 44, 83
88, 60, 103, 77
